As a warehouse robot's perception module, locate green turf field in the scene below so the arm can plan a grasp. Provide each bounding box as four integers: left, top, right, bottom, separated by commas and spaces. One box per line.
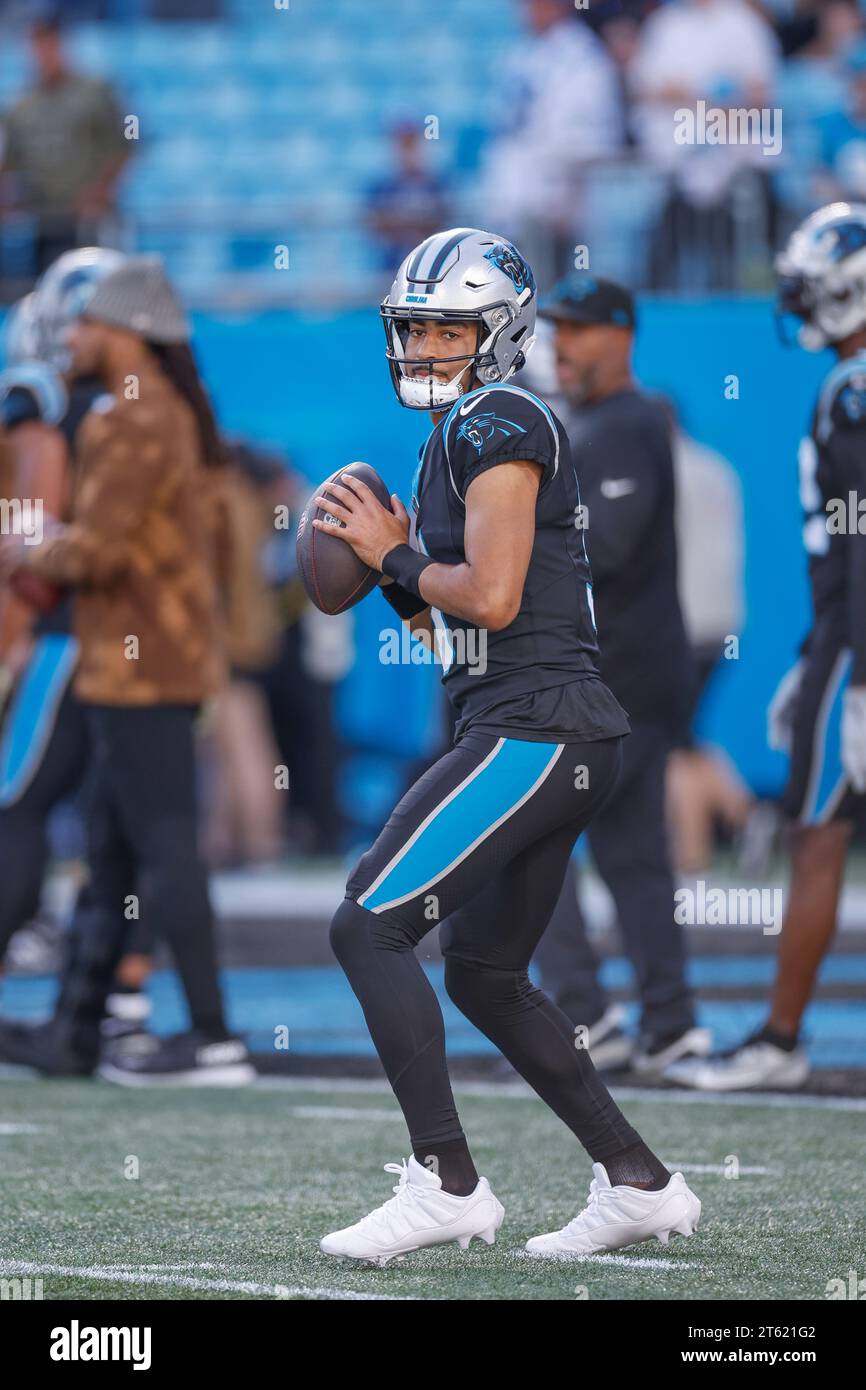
0, 1077, 863, 1301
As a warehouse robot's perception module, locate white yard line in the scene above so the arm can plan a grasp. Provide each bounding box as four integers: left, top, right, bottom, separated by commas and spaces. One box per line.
100, 1262, 227, 1272
513, 1250, 702, 1271
0, 1122, 47, 1133
256, 1074, 866, 1112
290, 1105, 404, 1122
659, 1163, 771, 1175
0, 1260, 414, 1301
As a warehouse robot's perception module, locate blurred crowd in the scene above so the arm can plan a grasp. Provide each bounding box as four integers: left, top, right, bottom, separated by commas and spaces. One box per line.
470, 0, 866, 291
3, 3, 866, 299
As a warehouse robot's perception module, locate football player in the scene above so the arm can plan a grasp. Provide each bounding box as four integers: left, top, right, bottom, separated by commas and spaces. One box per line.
671, 202, 866, 1091
313, 227, 701, 1262
0, 255, 251, 1086
0, 254, 121, 985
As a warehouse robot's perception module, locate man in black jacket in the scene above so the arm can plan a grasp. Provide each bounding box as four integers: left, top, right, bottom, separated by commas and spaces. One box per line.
533, 274, 710, 1076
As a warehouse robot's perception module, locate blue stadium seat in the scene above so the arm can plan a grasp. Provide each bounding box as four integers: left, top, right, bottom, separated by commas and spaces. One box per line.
1, 6, 522, 300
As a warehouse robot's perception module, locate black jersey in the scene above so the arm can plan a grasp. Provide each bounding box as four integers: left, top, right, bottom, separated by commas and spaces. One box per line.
0, 368, 103, 637
800, 352, 866, 683
409, 383, 629, 742
564, 389, 693, 726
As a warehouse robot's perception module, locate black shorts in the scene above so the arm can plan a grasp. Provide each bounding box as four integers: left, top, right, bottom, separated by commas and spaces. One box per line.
782, 617, 863, 827
346, 728, 622, 960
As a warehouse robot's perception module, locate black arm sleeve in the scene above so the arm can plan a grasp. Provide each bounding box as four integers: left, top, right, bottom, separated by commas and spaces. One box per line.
380, 577, 429, 620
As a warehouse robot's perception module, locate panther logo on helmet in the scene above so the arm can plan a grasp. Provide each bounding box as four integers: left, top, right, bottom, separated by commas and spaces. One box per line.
484, 243, 535, 296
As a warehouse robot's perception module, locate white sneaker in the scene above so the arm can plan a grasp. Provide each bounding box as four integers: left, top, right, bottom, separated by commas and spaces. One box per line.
666, 1039, 809, 1091
319, 1155, 504, 1265
525, 1163, 700, 1258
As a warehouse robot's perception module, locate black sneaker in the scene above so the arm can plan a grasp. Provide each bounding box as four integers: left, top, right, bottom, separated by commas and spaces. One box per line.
631, 1026, 713, 1078
0, 1018, 97, 1077
98, 1029, 256, 1087
5, 917, 64, 976
100, 990, 153, 1047
584, 1004, 634, 1072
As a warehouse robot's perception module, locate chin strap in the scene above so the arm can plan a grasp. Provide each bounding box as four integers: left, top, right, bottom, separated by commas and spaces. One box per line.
398, 369, 467, 410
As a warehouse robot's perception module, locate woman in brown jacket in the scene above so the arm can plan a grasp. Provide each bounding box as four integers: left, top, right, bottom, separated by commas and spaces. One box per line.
0, 257, 253, 1085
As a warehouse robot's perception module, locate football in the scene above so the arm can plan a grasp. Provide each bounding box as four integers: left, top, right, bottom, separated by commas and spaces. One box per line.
296, 460, 392, 615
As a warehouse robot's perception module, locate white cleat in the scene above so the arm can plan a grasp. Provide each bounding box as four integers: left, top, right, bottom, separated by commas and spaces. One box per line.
525, 1163, 700, 1258
665, 1039, 809, 1092
319, 1155, 505, 1266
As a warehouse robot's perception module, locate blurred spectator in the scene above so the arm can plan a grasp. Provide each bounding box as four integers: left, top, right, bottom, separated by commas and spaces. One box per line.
661, 397, 753, 873
0, 15, 130, 284
253, 469, 351, 859
532, 274, 704, 1075
479, 0, 624, 291
791, 0, 863, 60
583, 1, 662, 147
201, 441, 286, 869
365, 121, 451, 272
630, 0, 780, 288
814, 38, 866, 202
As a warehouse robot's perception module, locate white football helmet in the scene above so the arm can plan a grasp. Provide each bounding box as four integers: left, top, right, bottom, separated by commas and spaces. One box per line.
0, 292, 69, 425
3, 293, 42, 366
776, 202, 866, 351
32, 246, 127, 370
381, 227, 537, 410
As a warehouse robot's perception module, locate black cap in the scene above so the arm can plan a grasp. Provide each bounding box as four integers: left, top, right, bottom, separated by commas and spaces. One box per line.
538, 274, 636, 330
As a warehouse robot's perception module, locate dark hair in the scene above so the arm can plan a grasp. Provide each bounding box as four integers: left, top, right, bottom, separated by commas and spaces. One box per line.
148, 341, 224, 468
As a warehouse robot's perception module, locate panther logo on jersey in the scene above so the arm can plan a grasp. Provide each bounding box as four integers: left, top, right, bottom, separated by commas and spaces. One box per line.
483, 243, 536, 295
456, 410, 526, 453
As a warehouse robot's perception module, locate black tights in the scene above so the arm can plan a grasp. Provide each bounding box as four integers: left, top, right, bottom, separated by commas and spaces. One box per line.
331, 731, 670, 1195
330, 897, 640, 1163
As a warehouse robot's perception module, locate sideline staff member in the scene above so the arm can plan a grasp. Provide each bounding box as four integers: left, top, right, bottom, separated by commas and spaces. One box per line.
533, 275, 708, 1076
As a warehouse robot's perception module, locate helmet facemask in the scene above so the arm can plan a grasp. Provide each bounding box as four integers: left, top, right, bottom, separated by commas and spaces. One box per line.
382, 302, 534, 411
775, 204, 866, 351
